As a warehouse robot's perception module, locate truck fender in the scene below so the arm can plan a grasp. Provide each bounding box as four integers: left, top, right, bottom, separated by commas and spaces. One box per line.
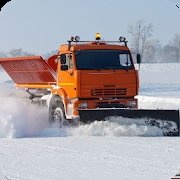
51, 87, 68, 114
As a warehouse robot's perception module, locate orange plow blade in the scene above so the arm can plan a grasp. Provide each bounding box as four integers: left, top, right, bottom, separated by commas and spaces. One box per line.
0, 56, 56, 88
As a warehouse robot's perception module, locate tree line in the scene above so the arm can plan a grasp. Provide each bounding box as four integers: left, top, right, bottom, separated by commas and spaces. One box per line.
0, 48, 57, 60
0, 20, 179, 63
128, 20, 180, 63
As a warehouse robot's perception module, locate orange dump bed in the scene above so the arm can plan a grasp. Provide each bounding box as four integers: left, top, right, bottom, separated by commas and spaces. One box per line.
0, 56, 56, 88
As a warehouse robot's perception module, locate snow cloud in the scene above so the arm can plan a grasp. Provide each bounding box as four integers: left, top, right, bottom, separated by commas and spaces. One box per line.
39, 118, 163, 138
0, 84, 163, 138
0, 84, 49, 138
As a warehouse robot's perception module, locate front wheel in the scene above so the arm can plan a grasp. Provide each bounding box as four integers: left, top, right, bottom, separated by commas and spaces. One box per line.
49, 96, 68, 128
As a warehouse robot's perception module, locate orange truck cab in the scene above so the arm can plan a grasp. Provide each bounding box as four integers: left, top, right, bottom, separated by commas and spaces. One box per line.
48, 35, 141, 124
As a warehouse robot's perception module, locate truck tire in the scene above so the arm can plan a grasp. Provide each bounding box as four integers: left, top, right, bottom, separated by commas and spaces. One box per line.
49, 96, 67, 128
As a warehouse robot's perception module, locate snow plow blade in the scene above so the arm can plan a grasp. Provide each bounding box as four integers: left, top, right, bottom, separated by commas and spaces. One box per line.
79, 109, 180, 136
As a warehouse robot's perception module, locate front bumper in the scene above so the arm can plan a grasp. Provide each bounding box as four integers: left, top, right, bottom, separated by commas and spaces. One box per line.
77, 98, 138, 109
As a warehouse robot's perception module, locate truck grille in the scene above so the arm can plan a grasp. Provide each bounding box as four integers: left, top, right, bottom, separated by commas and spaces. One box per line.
91, 88, 127, 97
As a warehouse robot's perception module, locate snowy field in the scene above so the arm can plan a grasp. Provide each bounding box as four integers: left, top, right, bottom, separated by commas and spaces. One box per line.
0, 63, 180, 180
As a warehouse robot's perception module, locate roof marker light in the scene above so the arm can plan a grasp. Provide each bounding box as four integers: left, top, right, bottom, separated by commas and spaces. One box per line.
75, 36, 80, 42
119, 36, 126, 42
95, 33, 101, 40
70, 36, 74, 41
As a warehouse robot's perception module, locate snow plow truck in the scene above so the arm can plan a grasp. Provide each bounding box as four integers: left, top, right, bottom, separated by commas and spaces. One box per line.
0, 33, 179, 136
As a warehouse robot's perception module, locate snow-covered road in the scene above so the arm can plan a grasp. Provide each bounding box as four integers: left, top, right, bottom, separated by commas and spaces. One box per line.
0, 63, 180, 180
0, 137, 180, 180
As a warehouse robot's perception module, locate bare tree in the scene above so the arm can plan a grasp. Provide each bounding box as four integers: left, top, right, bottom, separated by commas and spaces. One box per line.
161, 33, 180, 63
43, 49, 58, 59
8, 48, 34, 57
143, 39, 162, 63
0, 51, 8, 58
9, 48, 23, 57
128, 20, 153, 59
171, 33, 180, 62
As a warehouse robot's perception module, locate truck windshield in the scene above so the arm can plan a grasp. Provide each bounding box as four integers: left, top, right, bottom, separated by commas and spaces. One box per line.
75, 50, 133, 70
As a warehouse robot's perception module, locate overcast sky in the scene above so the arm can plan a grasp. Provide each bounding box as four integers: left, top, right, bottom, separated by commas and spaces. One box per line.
0, 0, 179, 54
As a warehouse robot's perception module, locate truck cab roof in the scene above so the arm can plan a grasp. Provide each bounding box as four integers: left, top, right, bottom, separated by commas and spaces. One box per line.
59, 42, 130, 53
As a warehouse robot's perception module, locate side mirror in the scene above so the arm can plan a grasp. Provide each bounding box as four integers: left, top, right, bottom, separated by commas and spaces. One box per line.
60, 54, 66, 64
137, 54, 141, 64
61, 65, 68, 71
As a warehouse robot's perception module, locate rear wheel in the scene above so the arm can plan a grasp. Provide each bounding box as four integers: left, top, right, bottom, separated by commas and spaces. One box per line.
49, 96, 68, 128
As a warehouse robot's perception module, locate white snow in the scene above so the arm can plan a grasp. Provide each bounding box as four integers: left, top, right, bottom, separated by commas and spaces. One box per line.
138, 63, 180, 97
0, 63, 180, 180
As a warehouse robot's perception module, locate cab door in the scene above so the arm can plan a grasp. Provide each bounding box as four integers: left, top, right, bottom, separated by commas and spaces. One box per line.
58, 53, 77, 98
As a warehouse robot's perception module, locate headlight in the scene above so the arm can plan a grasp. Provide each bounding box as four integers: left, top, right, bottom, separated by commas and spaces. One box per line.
79, 102, 88, 109
127, 101, 137, 107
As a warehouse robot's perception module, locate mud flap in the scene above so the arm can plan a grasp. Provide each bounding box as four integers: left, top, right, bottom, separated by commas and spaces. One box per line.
79, 108, 180, 136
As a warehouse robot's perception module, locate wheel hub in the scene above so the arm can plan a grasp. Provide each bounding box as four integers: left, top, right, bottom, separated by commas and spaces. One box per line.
53, 107, 64, 127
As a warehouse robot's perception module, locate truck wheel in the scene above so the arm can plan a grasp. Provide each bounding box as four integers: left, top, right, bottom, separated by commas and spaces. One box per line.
49, 96, 67, 128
